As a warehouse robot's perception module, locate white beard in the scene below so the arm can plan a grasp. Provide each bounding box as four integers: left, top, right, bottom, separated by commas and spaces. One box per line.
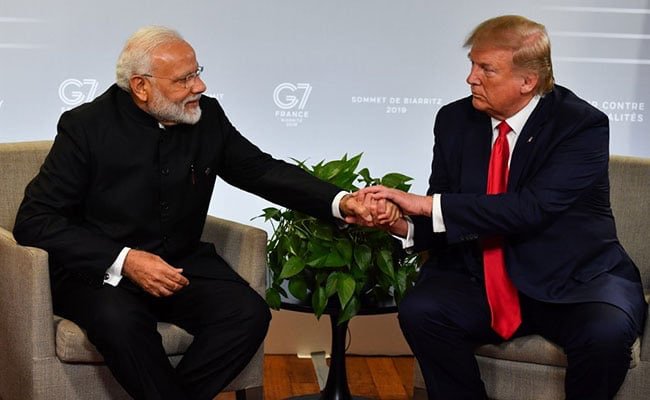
148, 87, 202, 125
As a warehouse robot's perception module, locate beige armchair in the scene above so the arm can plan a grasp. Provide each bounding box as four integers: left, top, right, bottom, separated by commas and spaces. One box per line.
413, 155, 650, 400
0, 141, 267, 400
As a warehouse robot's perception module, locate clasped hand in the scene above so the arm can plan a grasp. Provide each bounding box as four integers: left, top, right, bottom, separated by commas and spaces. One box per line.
355, 185, 432, 217
339, 190, 402, 230
123, 249, 190, 297
340, 185, 432, 236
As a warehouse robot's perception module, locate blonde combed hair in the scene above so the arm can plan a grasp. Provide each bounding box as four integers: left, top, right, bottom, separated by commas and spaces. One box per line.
464, 15, 554, 95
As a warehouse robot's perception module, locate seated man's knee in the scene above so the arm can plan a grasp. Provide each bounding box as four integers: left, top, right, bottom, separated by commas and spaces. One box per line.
234, 289, 271, 333
570, 307, 637, 361
591, 320, 635, 355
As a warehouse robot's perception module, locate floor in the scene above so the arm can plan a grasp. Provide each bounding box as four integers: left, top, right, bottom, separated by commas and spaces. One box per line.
215, 355, 415, 400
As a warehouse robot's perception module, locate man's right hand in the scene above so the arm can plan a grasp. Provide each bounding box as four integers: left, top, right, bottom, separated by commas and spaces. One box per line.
122, 249, 189, 297
357, 185, 433, 217
355, 192, 409, 237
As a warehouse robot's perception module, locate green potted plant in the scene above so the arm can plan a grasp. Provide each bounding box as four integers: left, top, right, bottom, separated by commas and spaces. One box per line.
258, 153, 420, 324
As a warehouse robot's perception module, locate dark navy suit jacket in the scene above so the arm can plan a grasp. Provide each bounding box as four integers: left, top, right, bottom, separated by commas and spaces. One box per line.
412, 85, 646, 331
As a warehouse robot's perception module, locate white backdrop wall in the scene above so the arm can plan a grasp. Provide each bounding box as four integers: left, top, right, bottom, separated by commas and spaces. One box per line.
2, 0, 649, 230
2, 0, 649, 354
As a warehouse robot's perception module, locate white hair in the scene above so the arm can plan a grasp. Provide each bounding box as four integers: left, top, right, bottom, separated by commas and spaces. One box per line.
115, 26, 184, 92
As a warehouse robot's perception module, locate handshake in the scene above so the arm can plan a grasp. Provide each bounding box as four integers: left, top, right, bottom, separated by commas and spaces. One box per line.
339, 185, 433, 236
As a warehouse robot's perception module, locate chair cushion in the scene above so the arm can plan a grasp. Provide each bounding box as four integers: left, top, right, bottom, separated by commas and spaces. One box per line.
475, 334, 641, 369
54, 316, 194, 363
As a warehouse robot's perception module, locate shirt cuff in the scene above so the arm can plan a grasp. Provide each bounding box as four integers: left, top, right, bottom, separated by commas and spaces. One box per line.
393, 216, 415, 250
331, 190, 349, 220
103, 247, 130, 286
432, 193, 446, 233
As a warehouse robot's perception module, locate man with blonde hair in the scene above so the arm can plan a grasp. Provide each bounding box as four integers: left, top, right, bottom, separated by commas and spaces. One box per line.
14, 26, 377, 400
360, 15, 645, 399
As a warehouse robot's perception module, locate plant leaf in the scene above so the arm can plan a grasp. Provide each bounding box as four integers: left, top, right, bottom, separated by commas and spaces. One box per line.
336, 273, 356, 309
346, 153, 363, 171
337, 296, 360, 324
322, 251, 347, 268
317, 159, 345, 182
353, 244, 372, 271
288, 235, 303, 256
395, 268, 408, 298
376, 270, 393, 291
276, 286, 288, 298
349, 264, 368, 283
312, 224, 334, 242
311, 285, 327, 319
278, 236, 291, 258
279, 256, 306, 279
288, 277, 309, 301
381, 172, 413, 192
357, 168, 373, 185
325, 272, 340, 298
290, 158, 309, 172
305, 254, 329, 268
330, 153, 363, 189
305, 241, 329, 267
376, 249, 395, 280
315, 272, 328, 285
307, 240, 328, 255
261, 207, 282, 221
331, 170, 358, 190
266, 288, 281, 310
335, 239, 354, 266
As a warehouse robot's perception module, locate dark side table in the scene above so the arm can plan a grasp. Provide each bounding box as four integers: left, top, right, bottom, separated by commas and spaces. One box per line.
281, 295, 397, 400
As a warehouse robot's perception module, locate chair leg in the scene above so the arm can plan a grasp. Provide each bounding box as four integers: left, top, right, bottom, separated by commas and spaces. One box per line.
235, 386, 263, 400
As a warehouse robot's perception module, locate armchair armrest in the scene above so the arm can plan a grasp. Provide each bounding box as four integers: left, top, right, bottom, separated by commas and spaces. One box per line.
200, 215, 268, 296
0, 227, 56, 366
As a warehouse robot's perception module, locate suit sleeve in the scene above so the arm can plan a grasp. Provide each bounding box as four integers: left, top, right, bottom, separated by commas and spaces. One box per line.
211, 100, 341, 221
410, 110, 452, 252
13, 112, 124, 281
441, 106, 609, 244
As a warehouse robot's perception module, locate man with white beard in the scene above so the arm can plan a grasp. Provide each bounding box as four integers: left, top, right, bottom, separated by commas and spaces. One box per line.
14, 26, 375, 400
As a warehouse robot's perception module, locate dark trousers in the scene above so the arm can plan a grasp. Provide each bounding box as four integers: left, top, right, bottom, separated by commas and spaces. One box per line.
52, 274, 271, 400
399, 267, 638, 400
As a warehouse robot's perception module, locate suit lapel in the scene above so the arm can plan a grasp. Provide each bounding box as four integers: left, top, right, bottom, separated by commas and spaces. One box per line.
508, 92, 554, 190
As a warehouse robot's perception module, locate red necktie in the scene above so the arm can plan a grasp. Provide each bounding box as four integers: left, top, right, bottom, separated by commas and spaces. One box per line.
483, 121, 521, 339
